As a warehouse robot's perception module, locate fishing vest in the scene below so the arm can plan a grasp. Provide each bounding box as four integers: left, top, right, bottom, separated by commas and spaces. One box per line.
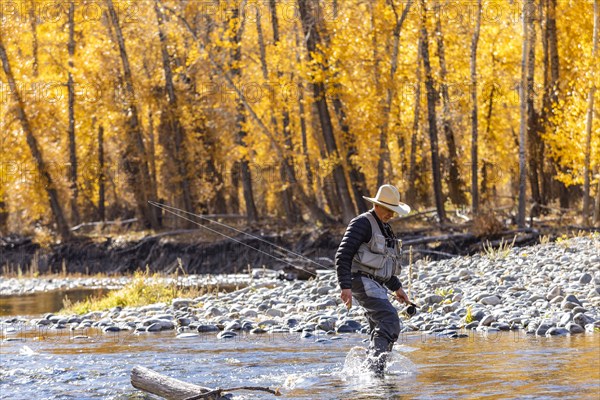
351, 212, 402, 282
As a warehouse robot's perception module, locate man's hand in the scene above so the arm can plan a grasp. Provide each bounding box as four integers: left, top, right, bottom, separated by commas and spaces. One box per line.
341, 289, 353, 309
394, 287, 410, 305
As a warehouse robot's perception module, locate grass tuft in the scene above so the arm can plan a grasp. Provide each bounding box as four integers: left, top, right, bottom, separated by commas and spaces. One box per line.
61, 270, 203, 315
482, 236, 516, 260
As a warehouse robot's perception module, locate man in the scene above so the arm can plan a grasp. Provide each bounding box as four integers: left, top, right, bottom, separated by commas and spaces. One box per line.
335, 184, 411, 376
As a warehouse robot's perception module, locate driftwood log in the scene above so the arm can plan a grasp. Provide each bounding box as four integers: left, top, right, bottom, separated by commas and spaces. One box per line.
131, 366, 224, 400
131, 366, 280, 399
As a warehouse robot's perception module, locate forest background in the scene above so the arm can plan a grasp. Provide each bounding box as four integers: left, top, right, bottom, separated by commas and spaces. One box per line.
0, 0, 598, 244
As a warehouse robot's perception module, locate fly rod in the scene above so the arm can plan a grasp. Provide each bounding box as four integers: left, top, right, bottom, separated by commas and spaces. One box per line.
148, 201, 330, 276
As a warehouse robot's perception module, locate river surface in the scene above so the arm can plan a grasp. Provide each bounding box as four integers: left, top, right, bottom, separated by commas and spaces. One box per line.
1, 292, 599, 399
0, 289, 112, 317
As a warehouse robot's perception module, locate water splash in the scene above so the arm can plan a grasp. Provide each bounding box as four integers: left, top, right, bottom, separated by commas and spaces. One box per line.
340, 346, 417, 379
385, 352, 418, 375
19, 345, 39, 356
341, 346, 368, 378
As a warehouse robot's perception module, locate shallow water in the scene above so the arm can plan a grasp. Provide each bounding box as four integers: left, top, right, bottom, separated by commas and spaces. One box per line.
0, 289, 113, 317
1, 326, 598, 400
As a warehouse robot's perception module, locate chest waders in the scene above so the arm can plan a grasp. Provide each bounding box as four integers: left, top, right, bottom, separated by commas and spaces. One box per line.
349, 212, 404, 376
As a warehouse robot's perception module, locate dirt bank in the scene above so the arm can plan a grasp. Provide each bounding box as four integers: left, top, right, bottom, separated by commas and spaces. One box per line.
0, 229, 341, 275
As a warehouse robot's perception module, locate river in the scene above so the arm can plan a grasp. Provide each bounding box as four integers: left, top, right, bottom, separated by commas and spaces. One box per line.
1, 291, 599, 399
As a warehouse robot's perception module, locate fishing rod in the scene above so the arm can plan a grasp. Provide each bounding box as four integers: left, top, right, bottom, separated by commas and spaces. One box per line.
148, 201, 329, 277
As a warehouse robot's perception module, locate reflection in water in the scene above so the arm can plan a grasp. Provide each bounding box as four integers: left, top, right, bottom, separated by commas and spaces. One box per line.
0, 288, 112, 316
0, 328, 598, 399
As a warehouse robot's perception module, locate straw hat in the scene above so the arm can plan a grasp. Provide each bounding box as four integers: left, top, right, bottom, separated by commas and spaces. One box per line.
363, 184, 411, 215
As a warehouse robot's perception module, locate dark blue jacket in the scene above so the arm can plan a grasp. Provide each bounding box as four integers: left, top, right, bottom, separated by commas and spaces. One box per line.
335, 210, 402, 292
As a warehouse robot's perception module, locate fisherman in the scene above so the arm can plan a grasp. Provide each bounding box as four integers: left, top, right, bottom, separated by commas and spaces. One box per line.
335, 184, 411, 376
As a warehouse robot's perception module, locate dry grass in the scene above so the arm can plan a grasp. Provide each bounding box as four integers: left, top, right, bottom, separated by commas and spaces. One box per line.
482, 236, 517, 260
472, 212, 505, 237
60, 269, 207, 315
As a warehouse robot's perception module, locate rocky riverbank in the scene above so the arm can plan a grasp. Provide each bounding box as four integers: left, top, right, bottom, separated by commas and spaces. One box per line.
2, 237, 599, 341
0, 270, 281, 296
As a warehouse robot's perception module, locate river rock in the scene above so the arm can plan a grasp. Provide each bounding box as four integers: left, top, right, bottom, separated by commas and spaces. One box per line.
206, 307, 223, 317
561, 301, 579, 311
480, 295, 502, 306
316, 299, 337, 310
579, 273, 593, 284
172, 298, 193, 309
336, 320, 362, 333
146, 323, 163, 332
464, 321, 479, 330
565, 322, 585, 334
535, 322, 554, 336
479, 315, 495, 326
490, 322, 510, 331
564, 294, 582, 306
176, 332, 199, 339
573, 312, 593, 327
317, 318, 336, 332
224, 321, 241, 331
301, 330, 313, 338
266, 308, 284, 318
424, 294, 443, 305
546, 286, 563, 300
559, 312, 572, 326
197, 324, 220, 333
217, 331, 237, 339
545, 327, 569, 336
240, 308, 258, 318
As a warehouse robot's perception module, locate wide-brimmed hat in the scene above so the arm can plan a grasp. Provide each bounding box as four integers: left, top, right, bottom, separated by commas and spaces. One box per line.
363, 184, 411, 215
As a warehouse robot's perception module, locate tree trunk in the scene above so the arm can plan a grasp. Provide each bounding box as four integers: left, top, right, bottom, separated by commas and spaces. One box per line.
518, 0, 532, 228
470, 0, 482, 214
154, 0, 195, 227
258, 2, 301, 223
406, 38, 423, 207
229, 3, 258, 222
379, 0, 413, 189
98, 125, 106, 222
584, 0, 598, 223
298, 0, 356, 222
29, 0, 38, 77
147, 110, 157, 199
330, 98, 368, 214
0, 199, 7, 234
540, 0, 560, 205
419, 0, 446, 223
594, 173, 600, 225
294, 27, 315, 191
526, 6, 542, 215
106, 0, 160, 229
67, 2, 80, 225
315, 2, 368, 214
482, 82, 496, 200
0, 40, 71, 240
434, 3, 467, 207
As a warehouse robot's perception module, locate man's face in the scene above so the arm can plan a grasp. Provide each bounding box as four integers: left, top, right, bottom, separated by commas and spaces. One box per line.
374, 205, 395, 223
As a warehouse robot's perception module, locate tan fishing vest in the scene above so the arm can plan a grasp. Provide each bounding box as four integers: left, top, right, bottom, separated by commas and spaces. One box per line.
351, 212, 402, 282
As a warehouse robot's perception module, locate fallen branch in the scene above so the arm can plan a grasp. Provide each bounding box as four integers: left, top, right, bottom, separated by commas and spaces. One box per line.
71, 218, 137, 231
402, 233, 477, 246
184, 386, 280, 400
131, 366, 280, 400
